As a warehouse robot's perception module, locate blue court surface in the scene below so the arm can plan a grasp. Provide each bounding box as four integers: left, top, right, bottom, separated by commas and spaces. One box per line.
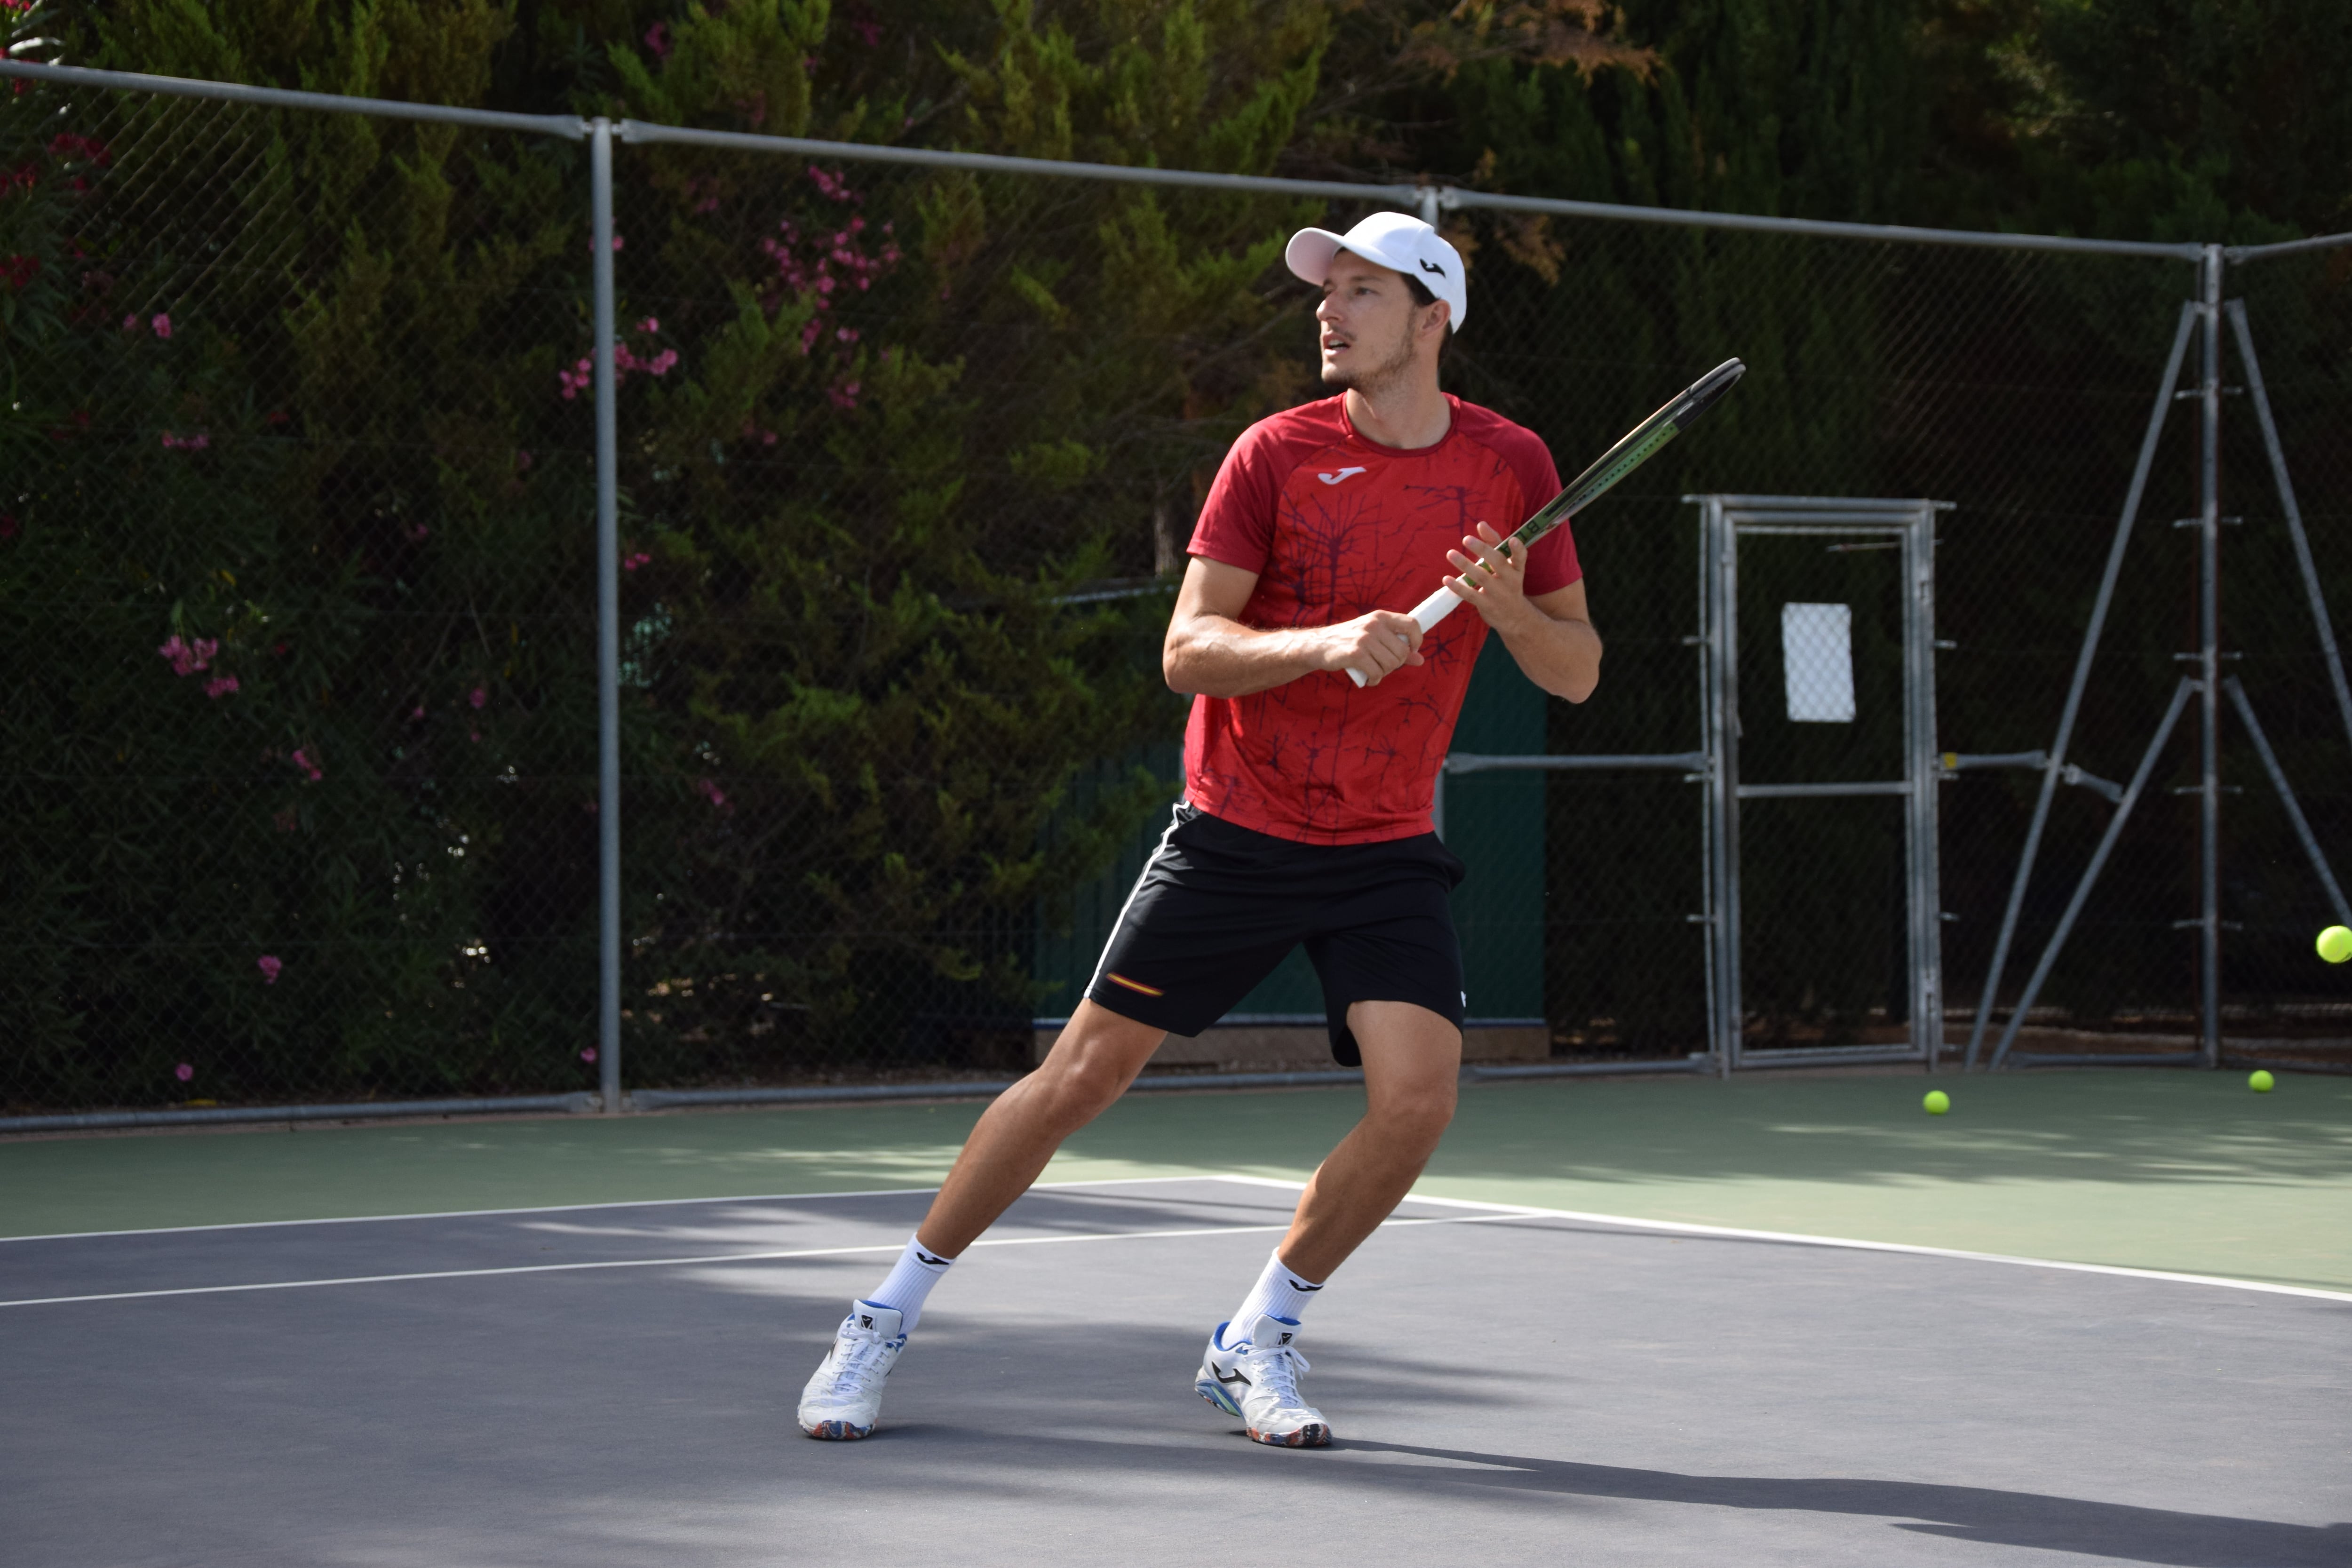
4, 1174, 2346, 1565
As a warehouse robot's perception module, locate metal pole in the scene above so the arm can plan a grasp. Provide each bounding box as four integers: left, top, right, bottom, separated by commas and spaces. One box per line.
592, 119, 623, 1114
1696, 501, 1722, 1075
2198, 245, 2224, 1070
2225, 300, 2352, 754
1709, 500, 1743, 1075
1907, 504, 1944, 1070
2224, 678, 2352, 927
1964, 303, 2199, 1069
1991, 679, 2200, 1069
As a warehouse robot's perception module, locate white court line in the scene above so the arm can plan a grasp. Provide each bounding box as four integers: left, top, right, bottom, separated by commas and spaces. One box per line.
1208, 1180, 2352, 1305
14, 1170, 2347, 1307
0, 1175, 1213, 1245
0, 1212, 1516, 1310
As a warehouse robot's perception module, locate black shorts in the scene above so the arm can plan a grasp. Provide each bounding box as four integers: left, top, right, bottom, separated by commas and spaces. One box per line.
1083, 802, 1468, 1065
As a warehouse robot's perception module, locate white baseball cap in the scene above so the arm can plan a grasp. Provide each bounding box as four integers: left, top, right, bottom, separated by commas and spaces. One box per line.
1286, 211, 1467, 332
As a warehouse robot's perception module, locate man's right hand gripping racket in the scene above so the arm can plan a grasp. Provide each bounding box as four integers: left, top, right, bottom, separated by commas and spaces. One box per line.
1349, 357, 1746, 686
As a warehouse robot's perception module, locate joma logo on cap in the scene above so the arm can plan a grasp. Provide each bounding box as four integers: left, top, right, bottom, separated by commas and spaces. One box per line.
1418, 259, 1447, 278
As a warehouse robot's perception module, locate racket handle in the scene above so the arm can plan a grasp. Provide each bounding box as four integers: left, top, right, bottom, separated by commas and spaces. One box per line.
1344, 586, 1464, 687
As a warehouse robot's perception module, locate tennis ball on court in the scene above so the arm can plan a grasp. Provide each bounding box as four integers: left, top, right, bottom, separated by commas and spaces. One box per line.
2317, 925, 2352, 963
2249, 1070, 2276, 1093
1923, 1090, 1951, 1116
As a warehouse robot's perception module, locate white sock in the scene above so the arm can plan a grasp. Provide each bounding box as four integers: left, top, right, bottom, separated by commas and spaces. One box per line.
861, 1234, 955, 1333
1229, 1248, 1324, 1331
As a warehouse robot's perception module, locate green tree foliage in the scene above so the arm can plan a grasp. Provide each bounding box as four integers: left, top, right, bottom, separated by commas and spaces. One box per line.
5, 0, 600, 1107
10, 0, 2348, 1102
594, 1, 1344, 1071
3, 0, 1351, 1107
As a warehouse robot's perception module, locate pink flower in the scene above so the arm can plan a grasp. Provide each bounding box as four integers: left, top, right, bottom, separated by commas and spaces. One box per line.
411, 705, 426, 720
175, 1062, 195, 1082
257, 955, 282, 984
404, 522, 429, 542
644, 22, 670, 58
157, 635, 216, 676
290, 748, 322, 782
122, 312, 137, 330
622, 552, 652, 572
469, 685, 487, 709
203, 675, 238, 699
150, 312, 171, 339
637, 317, 659, 334
647, 348, 678, 376
696, 777, 728, 809
161, 430, 209, 451
581, 1047, 598, 1062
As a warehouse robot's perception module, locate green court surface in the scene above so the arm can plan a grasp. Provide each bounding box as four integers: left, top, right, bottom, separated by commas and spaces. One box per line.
5, 1069, 2348, 1293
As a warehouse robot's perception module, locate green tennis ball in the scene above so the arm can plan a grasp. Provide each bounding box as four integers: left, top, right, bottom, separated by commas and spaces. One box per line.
2317, 925, 2352, 963
2249, 1069, 2276, 1093
1923, 1090, 1951, 1116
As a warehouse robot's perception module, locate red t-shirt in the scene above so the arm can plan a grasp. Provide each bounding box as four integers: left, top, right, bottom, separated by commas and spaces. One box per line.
1184, 393, 1577, 844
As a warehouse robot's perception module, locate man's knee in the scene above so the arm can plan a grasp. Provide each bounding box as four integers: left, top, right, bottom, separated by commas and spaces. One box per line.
1367, 1082, 1456, 1151
1031, 1053, 1132, 1128
1028, 1002, 1164, 1128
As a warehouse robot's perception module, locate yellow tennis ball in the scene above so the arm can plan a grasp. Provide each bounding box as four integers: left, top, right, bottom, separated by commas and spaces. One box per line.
2318, 925, 2352, 963
1923, 1090, 1950, 1115
2249, 1069, 2275, 1093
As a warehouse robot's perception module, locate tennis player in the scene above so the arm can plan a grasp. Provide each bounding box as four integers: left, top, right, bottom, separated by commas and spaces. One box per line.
799, 211, 1601, 1446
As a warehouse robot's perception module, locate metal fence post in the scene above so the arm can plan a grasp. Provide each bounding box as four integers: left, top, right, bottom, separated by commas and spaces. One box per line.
1703, 498, 1742, 1076
2198, 244, 2224, 1070
1905, 504, 1945, 1071
592, 119, 624, 1114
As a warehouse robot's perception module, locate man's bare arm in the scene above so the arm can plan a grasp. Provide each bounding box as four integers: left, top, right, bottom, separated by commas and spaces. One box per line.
1441, 522, 1602, 702
1162, 556, 1429, 697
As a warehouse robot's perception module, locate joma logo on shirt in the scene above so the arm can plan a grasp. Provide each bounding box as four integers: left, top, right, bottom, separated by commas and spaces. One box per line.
1317, 466, 1367, 486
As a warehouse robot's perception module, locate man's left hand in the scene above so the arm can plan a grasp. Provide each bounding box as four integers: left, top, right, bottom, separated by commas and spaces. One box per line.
1443, 522, 1537, 631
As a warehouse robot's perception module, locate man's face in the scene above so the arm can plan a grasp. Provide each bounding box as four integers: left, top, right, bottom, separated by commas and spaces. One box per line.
1316, 251, 1438, 392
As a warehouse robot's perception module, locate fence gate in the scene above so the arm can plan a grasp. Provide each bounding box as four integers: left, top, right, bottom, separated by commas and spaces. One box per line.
1696, 495, 1948, 1073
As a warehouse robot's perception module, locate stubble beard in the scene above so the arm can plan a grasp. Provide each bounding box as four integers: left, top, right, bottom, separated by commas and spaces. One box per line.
1321, 323, 1416, 398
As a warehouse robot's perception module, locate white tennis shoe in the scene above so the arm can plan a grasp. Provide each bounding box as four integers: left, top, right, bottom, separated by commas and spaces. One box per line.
1193, 1312, 1331, 1447
797, 1301, 906, 1440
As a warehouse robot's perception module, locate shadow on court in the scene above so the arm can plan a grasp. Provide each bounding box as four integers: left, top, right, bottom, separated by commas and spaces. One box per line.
1327, 1441, 2352, 1566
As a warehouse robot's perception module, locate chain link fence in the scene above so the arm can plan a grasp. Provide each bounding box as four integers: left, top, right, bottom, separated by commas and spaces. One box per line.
8, 61, 2352, 1124
3, 74, 609, 1121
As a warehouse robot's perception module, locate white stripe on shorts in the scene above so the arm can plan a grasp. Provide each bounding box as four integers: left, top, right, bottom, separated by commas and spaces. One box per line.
1085, 802, 1190, 998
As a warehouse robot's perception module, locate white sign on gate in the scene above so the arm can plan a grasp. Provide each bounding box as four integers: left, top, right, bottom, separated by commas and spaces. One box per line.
1782, 602, 1856, 723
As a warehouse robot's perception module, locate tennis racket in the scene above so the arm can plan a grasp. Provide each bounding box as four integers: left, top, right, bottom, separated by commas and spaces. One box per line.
1348, 356, 1746, 686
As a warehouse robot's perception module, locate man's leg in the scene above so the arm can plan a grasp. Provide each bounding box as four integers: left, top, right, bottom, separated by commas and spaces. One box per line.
1194, 1000, 1458, 1447
797, 1000, 1165, 1440
915, 999, 1167, 1256
1278, 999, 1461, 1277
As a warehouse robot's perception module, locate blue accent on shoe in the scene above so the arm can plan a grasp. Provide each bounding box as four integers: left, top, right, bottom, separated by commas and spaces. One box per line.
1196, 1376, 1243, 1419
